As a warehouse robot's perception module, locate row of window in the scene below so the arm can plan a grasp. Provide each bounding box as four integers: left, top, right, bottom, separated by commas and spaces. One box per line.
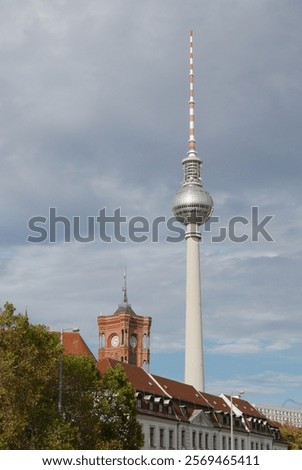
150, 426, 175, 449
149, 427, 220, 450
137, 397, 173, 415
148, 426, 271, 450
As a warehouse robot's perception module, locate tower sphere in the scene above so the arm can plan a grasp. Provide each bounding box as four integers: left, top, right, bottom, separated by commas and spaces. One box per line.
173, 180, 213, 226
172, 179, 214, 225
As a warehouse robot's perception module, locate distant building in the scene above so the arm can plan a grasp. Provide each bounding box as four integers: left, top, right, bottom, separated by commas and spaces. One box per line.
255, 404, 302, 428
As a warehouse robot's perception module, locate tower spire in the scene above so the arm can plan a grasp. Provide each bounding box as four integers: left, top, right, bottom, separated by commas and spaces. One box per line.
188, 30, 196, 156
122, 267, 128, 305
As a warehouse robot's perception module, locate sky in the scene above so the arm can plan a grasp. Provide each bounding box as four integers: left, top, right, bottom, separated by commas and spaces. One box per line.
0, 0, 301, 409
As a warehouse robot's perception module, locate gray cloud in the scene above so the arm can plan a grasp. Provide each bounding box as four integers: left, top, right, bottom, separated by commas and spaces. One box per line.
0, 0, 301, 405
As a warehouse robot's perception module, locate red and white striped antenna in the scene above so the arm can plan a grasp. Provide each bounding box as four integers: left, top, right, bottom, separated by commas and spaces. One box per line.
188, 30, 196, 156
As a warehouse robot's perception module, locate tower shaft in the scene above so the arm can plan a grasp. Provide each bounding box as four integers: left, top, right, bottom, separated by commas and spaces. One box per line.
185, 225, 204, 391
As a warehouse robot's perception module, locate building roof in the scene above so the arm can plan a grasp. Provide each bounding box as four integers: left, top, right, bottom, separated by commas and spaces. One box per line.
60, 331, 96, 360
152, 373, 211, 408
98, 359, 285, 429
220, 394, 267, 419
98, 358, 166, 396
201, 392, 230, 413
113, 304, 137, 316
233, 397, 267, 419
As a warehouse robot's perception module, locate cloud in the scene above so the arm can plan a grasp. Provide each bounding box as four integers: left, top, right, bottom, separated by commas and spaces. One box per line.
206, 338, 291, 356
208, 371, 302, 405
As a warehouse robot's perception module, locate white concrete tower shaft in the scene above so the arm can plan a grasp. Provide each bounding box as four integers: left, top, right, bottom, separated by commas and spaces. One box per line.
172, 31, 213, 392
185, 223, 204, 390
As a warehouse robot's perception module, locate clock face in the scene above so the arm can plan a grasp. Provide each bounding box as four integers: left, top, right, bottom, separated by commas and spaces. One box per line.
130, 335, 137, 348
111, 335, 120, 347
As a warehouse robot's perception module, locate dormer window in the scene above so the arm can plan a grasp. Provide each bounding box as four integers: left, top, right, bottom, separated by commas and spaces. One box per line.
154, 397, 164, 413
180, 405, 188, 416
144, 394, 154, 411
135, 392, 142, 409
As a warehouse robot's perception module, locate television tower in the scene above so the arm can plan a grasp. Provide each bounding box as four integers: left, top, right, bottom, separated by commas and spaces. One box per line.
172, 31, 213, 391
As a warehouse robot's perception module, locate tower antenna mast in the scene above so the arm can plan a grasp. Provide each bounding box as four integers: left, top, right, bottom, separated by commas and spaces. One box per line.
189, 30, 196, 155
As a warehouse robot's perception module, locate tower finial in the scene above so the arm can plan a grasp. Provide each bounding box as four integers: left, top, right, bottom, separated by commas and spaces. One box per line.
122, 267, 128, 305
188, 30, 196, 156
118, 268, 132, 310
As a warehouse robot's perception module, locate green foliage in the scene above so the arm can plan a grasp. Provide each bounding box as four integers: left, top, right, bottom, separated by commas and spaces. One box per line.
0, 302, 61, 449
59, 355, 101, 449
60, 360, 144, 449
281, 424, 302, 450
0, 302, 143, 450
96, 364, 144, 450
39, 419, 79, 450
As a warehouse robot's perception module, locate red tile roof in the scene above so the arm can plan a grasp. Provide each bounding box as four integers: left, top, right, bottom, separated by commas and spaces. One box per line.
61, 332, 96, 360
98, 358, 166, 397
221, 394, 267, 419
152, 374, 211, 408
200, 392, 230, 412
97, 358, 280, 425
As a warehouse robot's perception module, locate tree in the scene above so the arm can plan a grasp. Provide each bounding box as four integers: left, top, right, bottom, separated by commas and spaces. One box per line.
59, 359, 144, 449
58, 354, 101, 449
281, 424, 302, 450
0, 302, 62, 449
95, 364, 144, 450
0, 302, 144, 449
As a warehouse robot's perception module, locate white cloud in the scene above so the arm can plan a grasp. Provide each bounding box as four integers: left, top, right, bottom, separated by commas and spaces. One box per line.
206, 338, 291, 356
208, 371, 302, 404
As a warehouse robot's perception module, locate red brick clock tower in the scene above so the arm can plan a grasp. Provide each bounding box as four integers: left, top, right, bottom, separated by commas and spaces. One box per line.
97, 276, 152, 371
